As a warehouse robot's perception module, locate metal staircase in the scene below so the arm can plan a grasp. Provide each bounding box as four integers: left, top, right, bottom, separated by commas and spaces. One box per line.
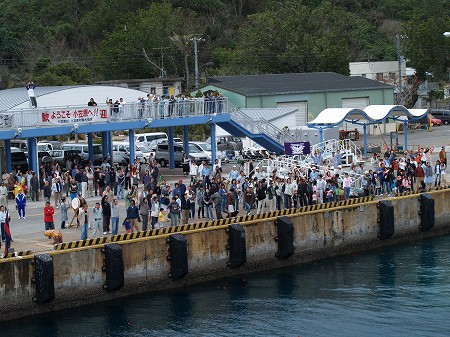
217, 103, 295, 153
229, 105, 295, 145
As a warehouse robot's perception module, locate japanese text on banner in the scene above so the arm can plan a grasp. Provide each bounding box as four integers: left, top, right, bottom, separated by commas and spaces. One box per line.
41, 107, 109, 125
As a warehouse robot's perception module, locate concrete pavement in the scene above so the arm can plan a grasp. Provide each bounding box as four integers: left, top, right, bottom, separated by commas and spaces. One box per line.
3, 126, 449, 255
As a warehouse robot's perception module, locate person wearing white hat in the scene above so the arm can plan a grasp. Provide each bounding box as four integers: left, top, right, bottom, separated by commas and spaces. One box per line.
309, 166, 319, 182
228, 165, 239, 181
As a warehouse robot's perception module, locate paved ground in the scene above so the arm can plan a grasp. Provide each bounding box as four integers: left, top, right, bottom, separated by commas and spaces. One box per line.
353, 124, 450, 153
2, 126, 449, 256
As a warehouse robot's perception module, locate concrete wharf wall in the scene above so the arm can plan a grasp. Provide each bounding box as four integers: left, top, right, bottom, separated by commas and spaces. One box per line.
1, 189, 449, 321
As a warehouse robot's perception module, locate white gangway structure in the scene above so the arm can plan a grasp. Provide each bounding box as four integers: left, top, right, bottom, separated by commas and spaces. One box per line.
248, 138, 365, 192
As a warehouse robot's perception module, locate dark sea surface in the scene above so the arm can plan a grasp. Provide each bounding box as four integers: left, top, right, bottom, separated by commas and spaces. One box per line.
2, 235, 450, 337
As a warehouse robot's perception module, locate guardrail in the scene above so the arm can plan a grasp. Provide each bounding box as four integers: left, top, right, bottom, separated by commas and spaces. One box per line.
0, 98, 229, 129
312, 139, 363, 162
253, 156, 365, 189
228, 104, 295, 145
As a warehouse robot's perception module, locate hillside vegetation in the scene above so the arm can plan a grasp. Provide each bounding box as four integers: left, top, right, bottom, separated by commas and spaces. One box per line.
0, 0, 448, 89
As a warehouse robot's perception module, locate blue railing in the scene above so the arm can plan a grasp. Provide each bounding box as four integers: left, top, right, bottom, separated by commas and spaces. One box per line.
0, 98, 229, 129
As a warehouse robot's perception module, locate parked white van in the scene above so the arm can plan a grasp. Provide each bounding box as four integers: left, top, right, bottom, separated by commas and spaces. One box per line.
112, 142, 144, 165
10, 140, 28, 156
37, 140, 63, 154
135, 132, 168, 146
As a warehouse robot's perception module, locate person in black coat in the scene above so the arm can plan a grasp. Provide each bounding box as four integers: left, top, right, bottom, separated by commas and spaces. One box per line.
101, 194, 111, 234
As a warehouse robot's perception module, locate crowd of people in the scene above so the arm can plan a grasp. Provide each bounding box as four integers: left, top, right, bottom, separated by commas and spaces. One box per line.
0, 143, 447, 248
262, 145, 448, 202
88, 91, 226, 120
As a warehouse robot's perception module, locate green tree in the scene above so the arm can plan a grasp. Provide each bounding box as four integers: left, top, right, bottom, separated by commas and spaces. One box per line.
428, 89, 445, 108
33, 60, 93, 85
404, 14, 450, 81
0, 26, 22, 65
170, 33, 194, 90
228, 3, 351, 75
92, 2, 201, 80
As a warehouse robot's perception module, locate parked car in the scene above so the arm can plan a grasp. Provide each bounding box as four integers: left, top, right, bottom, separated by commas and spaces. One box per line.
50, 149, 82, 170
135, 132, 168, 146
428, 114, 442, 126
10, 140, 28, 156
429, 109, 450, 125
37, 140, 63, 154
10, 147, 28, 172
38, 151, 52, 167
62, 143, 103, 166
137, 143, 152, 162
189, 142, 212, 162
153, 138, 183, 145
187, 143, 210, 164
112, 142, 144, 165
242, 148, 268, 160
206, 135, 243, 152
154, 143, 184, 167
412, 114, 442, 127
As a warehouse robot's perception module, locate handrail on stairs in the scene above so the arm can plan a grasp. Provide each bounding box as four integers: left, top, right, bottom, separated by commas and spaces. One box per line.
250, 156, 365, 190
228, 103, 295, 145
311, 139, 363, 164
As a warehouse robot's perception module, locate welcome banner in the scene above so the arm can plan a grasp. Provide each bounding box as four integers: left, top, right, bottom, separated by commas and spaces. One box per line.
40, 107, 109, 125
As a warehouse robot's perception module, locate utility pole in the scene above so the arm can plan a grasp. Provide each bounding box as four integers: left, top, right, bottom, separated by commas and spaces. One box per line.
190, 37, 204, 89
396, 34, 403, 104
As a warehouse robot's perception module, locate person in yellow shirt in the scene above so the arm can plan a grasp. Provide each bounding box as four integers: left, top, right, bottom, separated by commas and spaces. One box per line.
13, 182, 21, 199
158, 208, 166, 229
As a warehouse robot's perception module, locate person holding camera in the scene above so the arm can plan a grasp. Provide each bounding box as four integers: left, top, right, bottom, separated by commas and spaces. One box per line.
26, 81, 37, 108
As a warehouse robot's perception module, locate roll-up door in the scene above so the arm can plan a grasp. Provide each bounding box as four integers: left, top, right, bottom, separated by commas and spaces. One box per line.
276, 101, 308, 126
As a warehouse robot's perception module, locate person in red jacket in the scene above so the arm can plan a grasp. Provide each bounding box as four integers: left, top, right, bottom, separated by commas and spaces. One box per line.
415, 163, 425, 191
44, 201, 55, 231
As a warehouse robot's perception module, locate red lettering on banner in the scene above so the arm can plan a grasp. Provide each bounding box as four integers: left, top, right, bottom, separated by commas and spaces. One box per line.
40, 107, 107, 124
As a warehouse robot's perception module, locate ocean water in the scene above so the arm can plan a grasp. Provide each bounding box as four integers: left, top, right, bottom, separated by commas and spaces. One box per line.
2, 235, 450, 337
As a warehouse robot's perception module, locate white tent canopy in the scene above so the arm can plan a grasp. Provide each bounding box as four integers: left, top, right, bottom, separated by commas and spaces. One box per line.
307, 105, 430, 156
307, 108, 369, 125
308, 105, 428, 127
